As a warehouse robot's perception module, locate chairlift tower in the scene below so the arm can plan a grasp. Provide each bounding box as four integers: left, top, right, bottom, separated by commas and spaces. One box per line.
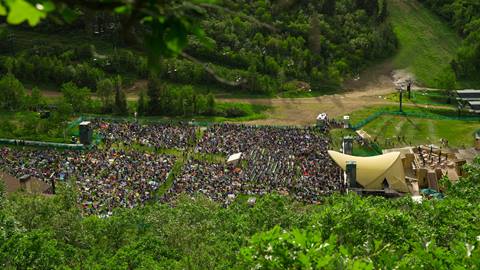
406, 79, 413, 99
396, 85, 404, 112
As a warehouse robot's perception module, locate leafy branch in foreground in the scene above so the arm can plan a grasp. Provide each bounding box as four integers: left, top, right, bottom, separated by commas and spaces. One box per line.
0, 0, 209, 63
0, 0, 257, 87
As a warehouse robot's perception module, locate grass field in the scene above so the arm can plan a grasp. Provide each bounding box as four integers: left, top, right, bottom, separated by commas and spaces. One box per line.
387, 0, 461, 87
385, 89, 456, 106
346, 105, 478, 123
340, 104, 480, 149
360, 114, 478, 148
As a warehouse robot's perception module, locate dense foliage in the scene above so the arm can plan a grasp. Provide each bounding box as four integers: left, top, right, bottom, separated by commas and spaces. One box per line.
187, 0, 397, 93
0, 0, 211, 67
1, 0, 397, 96
419, 0, 480, 78
1, 157, 479, 269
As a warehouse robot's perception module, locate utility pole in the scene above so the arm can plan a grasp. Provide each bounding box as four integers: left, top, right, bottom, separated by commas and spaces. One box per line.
396, 86, 404, 112
399, 90, 403, 112
407, 79, 413, 99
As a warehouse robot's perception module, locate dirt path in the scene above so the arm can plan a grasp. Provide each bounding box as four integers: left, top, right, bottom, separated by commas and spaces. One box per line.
35, 60, 439, 126
218, 59, 423, 125
219, 91, 394, 126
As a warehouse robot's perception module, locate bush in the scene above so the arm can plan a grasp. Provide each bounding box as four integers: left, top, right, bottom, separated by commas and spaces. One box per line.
240, 158, 480, 269
61, 82, 92, 113
0, 73, 26, 111
224, 106, 247, 118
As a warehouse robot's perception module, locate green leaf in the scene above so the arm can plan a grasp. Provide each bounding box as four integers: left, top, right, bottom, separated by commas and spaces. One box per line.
114, 5, 131, 14
164, 23, 188, 55
6, 0, 47, 26
40, 1, 56, 12
0, 3, 6, 16
59, 7, 77, 23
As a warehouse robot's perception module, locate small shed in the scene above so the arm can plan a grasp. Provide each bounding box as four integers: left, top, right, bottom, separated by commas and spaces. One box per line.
1, 172, 51, 194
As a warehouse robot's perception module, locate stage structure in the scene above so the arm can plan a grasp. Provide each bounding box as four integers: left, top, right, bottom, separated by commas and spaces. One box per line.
328, 150, 409, 193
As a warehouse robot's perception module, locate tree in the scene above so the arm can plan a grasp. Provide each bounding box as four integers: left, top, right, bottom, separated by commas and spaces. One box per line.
323, 0, 336, 16
436, 69, 457, 104
53, 98, 74, 123
308, 14, 322, 55
195, 94, 208, 115
0, 177, 5, 208
0, 73, 26, 111
0, 0, 210, 70
206, 93, 216, 115
96, 78, 114, 112
28, 87, 44, 111
61, 82, 91, 113
113, 76, 128, 115
147, 77, 163, 115
137, 91, 146, 116
1, 230, 66, 269
378, 0, 388, 22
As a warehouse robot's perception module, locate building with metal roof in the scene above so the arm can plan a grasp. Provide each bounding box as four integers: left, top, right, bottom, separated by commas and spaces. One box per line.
456, 90, 480, 100
456, 90, 480, 113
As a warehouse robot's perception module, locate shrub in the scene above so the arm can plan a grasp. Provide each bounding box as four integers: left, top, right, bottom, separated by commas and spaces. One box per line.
61, 82, 92, 113
0, 73, 26, 111
225, 106, 247, 118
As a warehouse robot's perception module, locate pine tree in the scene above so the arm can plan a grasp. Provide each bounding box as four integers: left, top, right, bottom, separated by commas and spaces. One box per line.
114, 76, 128, 115
356, 0, 378, 17
308, 14, 322, 55
137, 91, 146, 116
96, 78, 114, 112
29, 87, 44, 111
323, 0, 336, 16
147, 76, 162, 115
378, 0, 388, 22
206, 93, 216, 116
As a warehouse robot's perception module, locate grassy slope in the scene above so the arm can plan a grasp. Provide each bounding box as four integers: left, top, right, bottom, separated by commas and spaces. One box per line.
362, 115, 478, 147
387, 0, 461, 87
345, 105, 479, 148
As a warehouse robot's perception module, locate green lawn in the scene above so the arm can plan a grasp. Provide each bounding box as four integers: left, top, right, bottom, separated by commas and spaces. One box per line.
337, 104, 480, 149
361, 114, 478, 148
387, 0, 461, 87
345, 105, 478, 124
385, 89, 456, 106
329, 129, 381, 156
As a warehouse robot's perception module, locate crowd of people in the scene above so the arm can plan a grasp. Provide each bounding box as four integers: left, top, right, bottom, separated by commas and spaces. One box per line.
165, 124, 344, 204
0, 147, 175, 215
94, 120, 196, 150
195, 124, 329, 155
1, 121, 344, 212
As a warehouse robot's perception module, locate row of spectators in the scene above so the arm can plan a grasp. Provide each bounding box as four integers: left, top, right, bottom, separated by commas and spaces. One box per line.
0, 147, 174, 215
0, 121, 343, 212
165, 124, 344, 204
94, 121, 196, 150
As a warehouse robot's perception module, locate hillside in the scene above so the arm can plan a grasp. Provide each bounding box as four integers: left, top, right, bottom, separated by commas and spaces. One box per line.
387, 0, 479, 88
2, 160, 480, 269
0, 0, 397, 97
419, 0, 480, 84
1, 1, 480, 269
387, 0, 461, 87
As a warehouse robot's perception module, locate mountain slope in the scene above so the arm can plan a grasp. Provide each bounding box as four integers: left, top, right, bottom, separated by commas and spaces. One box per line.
387, 0, 461, 87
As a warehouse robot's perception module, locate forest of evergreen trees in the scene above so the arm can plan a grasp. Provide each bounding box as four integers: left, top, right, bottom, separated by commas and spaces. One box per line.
0, 0, 398, 98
